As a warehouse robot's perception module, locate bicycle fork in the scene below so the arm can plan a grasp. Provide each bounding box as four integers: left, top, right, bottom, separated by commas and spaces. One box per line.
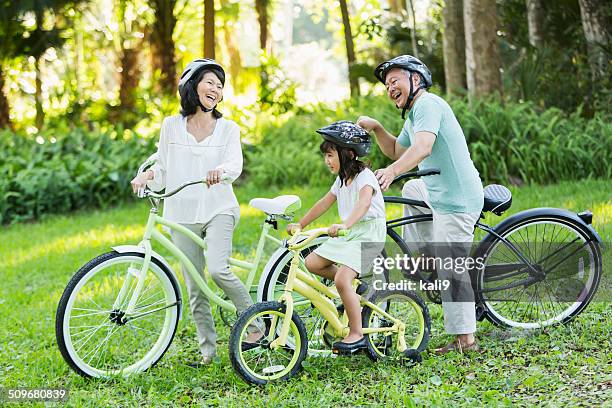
112, 213, 156, 316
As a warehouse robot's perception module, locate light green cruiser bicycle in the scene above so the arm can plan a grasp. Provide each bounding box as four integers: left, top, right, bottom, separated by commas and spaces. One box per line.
54, 156, 333, 378
228, 227, 431, 385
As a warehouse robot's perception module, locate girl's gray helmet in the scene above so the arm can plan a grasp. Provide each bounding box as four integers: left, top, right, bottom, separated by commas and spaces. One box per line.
178, 58, 225, 94
317, 120, 372, 157
374, 55, 432, 119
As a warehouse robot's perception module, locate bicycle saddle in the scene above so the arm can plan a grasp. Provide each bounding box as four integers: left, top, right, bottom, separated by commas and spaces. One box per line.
249, 195, 302, 215
482, 184, 512, 215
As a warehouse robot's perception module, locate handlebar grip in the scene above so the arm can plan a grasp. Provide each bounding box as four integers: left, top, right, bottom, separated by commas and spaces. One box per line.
337, 229, 349, 236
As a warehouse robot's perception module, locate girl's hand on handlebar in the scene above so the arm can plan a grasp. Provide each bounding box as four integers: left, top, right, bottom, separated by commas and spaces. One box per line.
328, 223, 347, 237
206, 169, 223, 187
287, 223, 302, 235
130, 170, 153, 194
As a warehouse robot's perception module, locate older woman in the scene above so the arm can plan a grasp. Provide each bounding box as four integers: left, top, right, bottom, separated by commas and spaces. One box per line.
131, 59, 258, 365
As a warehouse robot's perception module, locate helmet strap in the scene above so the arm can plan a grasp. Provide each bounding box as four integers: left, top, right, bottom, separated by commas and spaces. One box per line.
400, 74, 421, 120
198, 101, 215, 113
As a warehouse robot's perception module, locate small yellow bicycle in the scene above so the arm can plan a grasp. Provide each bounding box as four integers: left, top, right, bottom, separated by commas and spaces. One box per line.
228, 227, 431, 385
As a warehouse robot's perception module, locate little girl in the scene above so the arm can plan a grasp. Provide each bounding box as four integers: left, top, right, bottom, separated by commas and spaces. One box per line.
287, 120, 386, 354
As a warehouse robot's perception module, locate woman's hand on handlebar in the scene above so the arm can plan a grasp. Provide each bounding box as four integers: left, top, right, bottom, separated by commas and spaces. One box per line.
206, 169, 223, 187
130, 170, 153, 194
328, 223, 347, 237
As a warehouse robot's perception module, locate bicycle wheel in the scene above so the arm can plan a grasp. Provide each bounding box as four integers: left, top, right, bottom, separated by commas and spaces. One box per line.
362, 290, 430, 362
229, 301, 308, 385
56, 252, 180, 378
476, 213, 602, 328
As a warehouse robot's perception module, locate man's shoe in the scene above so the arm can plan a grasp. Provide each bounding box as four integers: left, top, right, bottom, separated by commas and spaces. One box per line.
332, 337, 367, 355
434, 339, 480, 355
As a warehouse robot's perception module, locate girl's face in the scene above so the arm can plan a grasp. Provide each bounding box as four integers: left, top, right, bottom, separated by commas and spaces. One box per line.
197, 71, 223, 110
323, 148, 340, 174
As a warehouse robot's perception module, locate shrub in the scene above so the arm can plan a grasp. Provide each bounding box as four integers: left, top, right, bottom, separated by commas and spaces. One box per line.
244, 96, 612, 187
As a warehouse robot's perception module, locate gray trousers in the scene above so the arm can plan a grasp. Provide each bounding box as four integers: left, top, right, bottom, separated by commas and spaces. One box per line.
402, 179, 480, 335
171, 214, 253, 358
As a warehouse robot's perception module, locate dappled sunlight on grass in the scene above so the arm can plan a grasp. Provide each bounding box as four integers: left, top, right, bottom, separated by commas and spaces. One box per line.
1, 223, 145, 270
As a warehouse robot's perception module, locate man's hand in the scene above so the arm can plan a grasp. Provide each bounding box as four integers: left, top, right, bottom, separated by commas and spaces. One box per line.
328, 223, 347, 237
356, 116, 380, 133
375, 166, 397, 191
206, 169, 223, 187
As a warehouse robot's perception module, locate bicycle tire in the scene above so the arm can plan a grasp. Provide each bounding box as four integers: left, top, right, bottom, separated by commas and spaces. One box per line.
474, 211, 602, 328
361, 290, 430, 361
55, 251, 180, 378
228, 301, 308, 385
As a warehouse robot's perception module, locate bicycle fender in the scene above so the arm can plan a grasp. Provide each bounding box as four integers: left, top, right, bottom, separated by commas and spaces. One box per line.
111, 245, 183, 320
486, 207, 602, 244
256, 245, 290, 303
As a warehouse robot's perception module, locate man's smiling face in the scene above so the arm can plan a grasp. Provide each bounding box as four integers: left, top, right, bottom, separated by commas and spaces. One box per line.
385, 68, 411, 108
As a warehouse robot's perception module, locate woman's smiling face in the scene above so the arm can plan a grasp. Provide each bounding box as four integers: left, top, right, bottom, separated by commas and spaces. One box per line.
197, 71, 223, 109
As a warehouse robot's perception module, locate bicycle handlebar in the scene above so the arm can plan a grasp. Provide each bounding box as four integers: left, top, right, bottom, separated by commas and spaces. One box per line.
139, 175, 233, 199
391, 168, 440, 186
288, 227, 348, 250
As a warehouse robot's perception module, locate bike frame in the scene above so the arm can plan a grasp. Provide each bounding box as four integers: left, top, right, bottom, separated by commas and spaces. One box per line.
114, 205, 284, 317
267, 229, 426, 354
384, 195, 547, 293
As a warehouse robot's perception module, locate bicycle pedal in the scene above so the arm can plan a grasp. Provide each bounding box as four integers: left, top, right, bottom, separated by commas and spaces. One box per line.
332, 347, 363, 356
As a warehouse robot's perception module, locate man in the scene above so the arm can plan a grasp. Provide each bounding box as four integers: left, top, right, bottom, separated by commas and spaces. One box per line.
357, 55, 484, 354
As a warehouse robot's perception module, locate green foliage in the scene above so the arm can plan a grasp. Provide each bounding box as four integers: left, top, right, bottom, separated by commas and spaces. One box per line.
245, 95, 612, 187
0, 126, 156, 224
259, 53, 299, 115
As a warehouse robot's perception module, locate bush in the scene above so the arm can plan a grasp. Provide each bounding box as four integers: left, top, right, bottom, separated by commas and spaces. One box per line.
2, 95, 610, 224
0, 127, 156, 224
244, 96, 612, 187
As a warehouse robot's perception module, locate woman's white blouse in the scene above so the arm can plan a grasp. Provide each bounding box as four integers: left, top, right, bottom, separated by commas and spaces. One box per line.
147, 114, 242, 225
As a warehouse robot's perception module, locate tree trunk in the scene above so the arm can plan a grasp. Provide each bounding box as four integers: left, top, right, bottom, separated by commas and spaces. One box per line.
442, 0, 467, 95
526, 0, 544, 48
118, 46, 141, 111
255, 0, 269, 53
578, 0, 610, 81
35, 57, 44, 130
204, 0, 215, 59
34, 7, 45, 130
220, 0, 242, 82
339, 0, 360, 97
407, 0, 419, 57
0, 66, 12, 130
464, 0, 503, 98
151, 0, 177, 94
388, 0, 407, 14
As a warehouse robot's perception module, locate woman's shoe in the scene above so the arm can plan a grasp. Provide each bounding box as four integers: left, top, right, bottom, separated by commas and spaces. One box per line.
332, 337, 367, 355
186, 355, 215, 368
434, 339, 480, 355
241, 334, 265, 351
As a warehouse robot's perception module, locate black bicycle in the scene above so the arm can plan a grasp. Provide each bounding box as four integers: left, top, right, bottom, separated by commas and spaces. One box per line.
383, 169, 603, 329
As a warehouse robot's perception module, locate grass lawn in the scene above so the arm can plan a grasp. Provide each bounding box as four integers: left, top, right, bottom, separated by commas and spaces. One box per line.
0, 179, 610, 407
